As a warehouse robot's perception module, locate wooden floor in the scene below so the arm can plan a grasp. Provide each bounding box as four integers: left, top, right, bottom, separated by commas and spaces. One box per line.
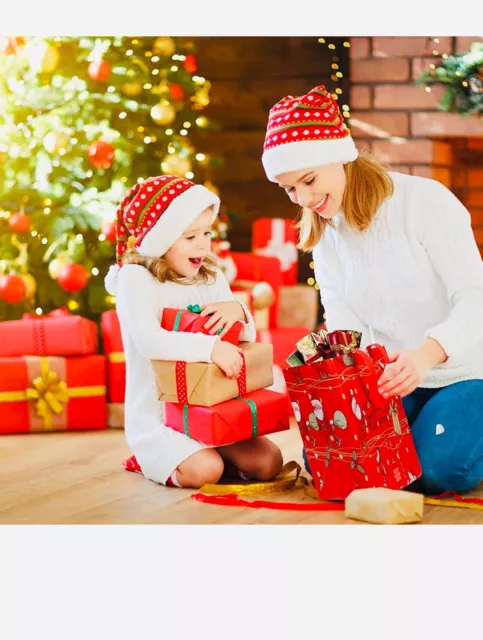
1, 424, 482, 525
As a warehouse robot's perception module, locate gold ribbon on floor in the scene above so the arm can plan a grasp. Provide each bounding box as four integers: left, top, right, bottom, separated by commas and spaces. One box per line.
0, 356, 106, 431
199, 461, 308, 496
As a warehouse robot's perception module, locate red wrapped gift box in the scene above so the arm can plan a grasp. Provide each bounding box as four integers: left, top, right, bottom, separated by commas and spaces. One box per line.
164, 388, 290, 446
252, 218, 299, 286
283, 335, 422, 500
0, 355, 107, 434
101, 310, 126, 403
162, 306, 243, 345
0, 308, 98, 357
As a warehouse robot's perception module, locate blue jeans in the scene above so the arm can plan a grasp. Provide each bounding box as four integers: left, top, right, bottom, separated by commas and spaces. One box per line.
302, 380, 483, 495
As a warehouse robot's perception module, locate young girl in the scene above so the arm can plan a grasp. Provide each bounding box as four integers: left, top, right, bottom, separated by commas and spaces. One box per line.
104, 175, 283, 489
261, 85, 483, 495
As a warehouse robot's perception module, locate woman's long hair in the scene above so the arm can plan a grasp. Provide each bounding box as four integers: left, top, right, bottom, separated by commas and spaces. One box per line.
297, 152, 394, 252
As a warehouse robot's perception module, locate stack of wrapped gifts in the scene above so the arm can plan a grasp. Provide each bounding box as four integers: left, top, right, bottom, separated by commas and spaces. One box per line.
0, 308, 107, 433
153, 305, 290, 446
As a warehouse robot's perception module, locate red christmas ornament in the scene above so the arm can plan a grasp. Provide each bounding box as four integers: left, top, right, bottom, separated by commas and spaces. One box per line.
169, 83, 184, 101
102, 220, 117, 243
57, 263, 89, 292
183, 54, 198, 73
0, 274, 26, 304
88, 59, 111, 82
8, 212, 31, 234
0, 36, 25, 56
87, 140, 115, 169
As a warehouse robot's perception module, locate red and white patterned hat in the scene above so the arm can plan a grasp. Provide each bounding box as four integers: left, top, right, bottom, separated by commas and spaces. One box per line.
262, 85, 359, 182
104, 175, 220, 295
115, 175, 220, 264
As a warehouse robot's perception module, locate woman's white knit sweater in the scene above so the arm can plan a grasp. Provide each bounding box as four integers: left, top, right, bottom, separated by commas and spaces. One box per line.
313, 172, 483, 387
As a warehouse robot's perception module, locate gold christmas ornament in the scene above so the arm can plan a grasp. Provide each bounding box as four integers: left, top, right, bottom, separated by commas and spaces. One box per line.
161, 153, 192, 177
153, 37, 176, 57
20, 273, 37, 298
48, 254, 69, 280
43, 131, 70, 154
252, 282, 276, 310
121, 81, 143, 97
26, 41, 59, 74
150, 100, 176, 126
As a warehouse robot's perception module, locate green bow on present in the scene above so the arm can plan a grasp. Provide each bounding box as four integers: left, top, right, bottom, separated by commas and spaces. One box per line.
186, 304, 223, 335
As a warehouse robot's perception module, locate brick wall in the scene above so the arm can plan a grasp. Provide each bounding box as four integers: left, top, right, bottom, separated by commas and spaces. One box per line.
349, 36, 483, 255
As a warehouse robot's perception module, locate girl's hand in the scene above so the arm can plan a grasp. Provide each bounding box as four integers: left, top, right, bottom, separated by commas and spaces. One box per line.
211, 341, 244, 379
378, 339, 447, 398
200, 301, 246, 338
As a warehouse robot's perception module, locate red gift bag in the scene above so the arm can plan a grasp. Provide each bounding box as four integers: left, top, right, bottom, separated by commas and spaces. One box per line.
161, 305, 243, 345
283, 333, 422, 500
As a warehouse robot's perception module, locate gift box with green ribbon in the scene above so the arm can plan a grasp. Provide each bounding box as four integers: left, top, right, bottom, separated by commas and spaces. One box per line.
164, 388, 290, 446
161, 304, 243, 345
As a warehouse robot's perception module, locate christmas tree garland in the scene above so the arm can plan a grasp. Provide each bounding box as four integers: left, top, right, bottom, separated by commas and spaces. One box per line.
417, 42, 483, 116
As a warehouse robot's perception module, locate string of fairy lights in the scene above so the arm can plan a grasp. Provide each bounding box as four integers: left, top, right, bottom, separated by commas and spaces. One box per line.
305, 38, 352, 293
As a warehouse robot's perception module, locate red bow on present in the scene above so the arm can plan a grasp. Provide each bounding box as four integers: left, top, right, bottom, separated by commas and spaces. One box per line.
22, 307, 72, 320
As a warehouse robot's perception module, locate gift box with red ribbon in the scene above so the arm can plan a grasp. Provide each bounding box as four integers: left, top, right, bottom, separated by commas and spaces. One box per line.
252, 218, 299, 286
283, 330, 422, 501
152, 341, 273, 406
100, 310, 126, 403
0, 354, 107, 434
0, 307, 98, 357
164, 387, 290, 446
161, 305, 243, 345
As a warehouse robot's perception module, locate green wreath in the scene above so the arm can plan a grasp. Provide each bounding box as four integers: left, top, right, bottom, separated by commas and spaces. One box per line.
416, 42, 483, 116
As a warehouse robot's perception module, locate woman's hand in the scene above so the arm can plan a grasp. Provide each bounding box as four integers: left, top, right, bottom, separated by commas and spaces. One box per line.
378, 339, 447, 398
200, 301, 246, 338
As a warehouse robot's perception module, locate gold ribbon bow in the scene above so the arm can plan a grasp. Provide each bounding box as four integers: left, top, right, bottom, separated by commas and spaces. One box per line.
25, 361, 69, 429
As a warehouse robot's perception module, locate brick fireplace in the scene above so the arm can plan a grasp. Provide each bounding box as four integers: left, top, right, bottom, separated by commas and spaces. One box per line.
349, 36, 483, 256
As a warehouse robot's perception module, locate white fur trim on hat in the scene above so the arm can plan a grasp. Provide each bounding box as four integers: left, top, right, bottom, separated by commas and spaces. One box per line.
104, 264, 120, 296
137, 184, 220, 258
262, 136, 359, 183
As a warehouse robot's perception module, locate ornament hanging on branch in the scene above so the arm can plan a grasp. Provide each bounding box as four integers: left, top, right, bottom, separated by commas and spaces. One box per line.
88, 59, 111, 82
57, 263, 89, 292
0, 274, 26, 304
87, 140, 115, 169
161, 153, 191, 177
101, 220, 117, 243
169, 83, 184, 101
183, 54, 198, 73
153, 37, 176, 57
8, 212, 31, 234
150, 100, 176, 126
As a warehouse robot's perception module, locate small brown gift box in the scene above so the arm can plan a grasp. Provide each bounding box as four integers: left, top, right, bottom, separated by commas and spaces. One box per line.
151, 342, 273, 407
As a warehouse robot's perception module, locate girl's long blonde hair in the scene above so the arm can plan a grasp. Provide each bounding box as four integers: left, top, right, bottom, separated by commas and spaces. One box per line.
297, 152, 394, 252
121, 247, 218, 285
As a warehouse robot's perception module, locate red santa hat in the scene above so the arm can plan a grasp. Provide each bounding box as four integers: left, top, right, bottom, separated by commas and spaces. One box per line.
261, 85, 359, 182
105, 175, 220, 294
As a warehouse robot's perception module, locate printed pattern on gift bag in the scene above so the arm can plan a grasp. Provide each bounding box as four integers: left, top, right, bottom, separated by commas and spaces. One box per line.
284, 335, 422, 501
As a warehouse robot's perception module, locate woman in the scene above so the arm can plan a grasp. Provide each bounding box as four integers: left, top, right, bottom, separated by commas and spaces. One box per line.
261, 84, 483, 494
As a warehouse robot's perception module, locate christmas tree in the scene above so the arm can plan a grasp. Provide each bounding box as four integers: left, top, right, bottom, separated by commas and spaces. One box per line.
0, 36, 219, 321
